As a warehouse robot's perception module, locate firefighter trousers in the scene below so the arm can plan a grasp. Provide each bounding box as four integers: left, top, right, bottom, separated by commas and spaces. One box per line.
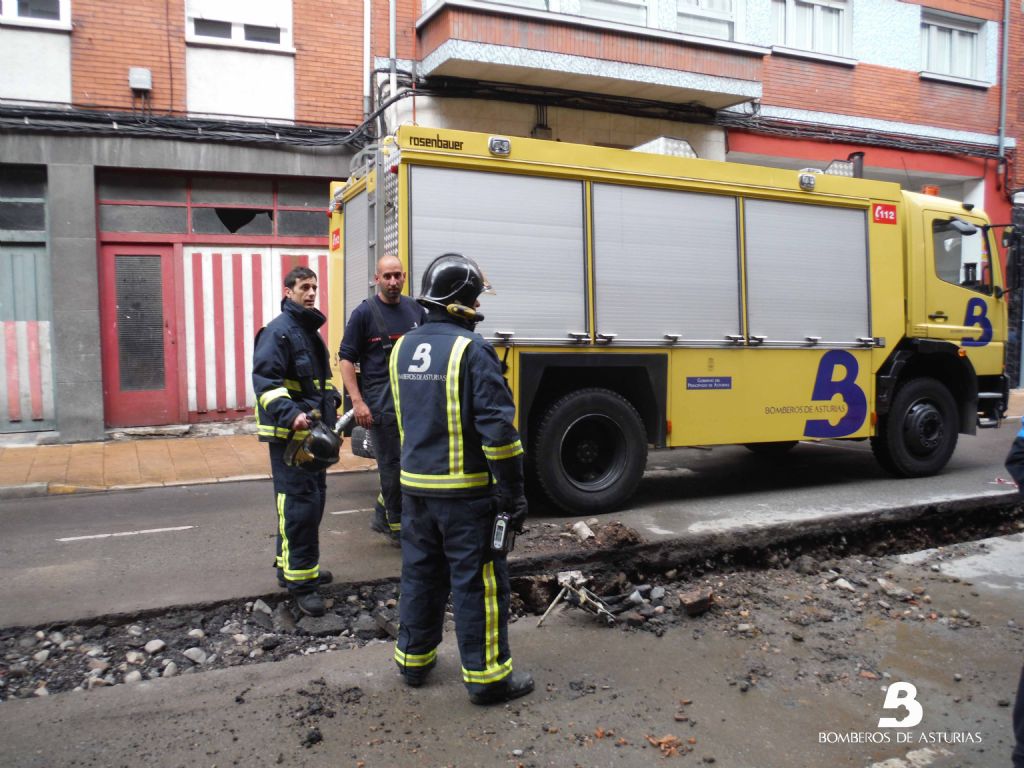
268, 442, 327, 593
395, 494, 513, 695
370, 413, 402, 532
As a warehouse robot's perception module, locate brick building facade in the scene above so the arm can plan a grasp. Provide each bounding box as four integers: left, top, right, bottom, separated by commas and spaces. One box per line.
0, 0, 1020, 440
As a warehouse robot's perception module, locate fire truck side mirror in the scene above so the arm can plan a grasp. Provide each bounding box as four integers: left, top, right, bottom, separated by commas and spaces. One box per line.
949, 217, 978, 236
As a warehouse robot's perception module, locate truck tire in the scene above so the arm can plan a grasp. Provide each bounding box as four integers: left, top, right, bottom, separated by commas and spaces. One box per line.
871, 377, 958, 477
534, 388, 647, 513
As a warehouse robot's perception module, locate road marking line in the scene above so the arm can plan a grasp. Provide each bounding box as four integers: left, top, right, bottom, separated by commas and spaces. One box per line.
57, 526, 195, 542
329, 508, 372, 516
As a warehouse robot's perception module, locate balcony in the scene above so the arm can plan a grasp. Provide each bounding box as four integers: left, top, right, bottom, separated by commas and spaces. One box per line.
416, 0, 766, 111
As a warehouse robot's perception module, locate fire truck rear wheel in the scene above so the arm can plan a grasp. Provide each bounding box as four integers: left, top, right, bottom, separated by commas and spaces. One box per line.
534, 388, 647, 513
871, 376, 958, 477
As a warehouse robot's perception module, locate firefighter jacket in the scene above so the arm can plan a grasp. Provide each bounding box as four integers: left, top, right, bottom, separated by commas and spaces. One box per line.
389, 317, 524, 497
253, 298, 340, 443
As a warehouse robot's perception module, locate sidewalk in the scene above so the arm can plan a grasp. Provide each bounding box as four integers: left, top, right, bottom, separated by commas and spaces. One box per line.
0, 427, 376, 499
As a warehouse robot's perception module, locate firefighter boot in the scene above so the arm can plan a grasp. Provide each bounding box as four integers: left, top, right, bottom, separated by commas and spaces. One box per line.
293, 590, 326, 618
397, 659, 437, 688
370, 499, 401, 546
468, 671, 535, 706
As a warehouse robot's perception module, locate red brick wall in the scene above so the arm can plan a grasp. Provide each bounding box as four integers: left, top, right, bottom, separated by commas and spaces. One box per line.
69, 0, 370, 125
294, 0, 364, 126
900, 0, 1001, 22
71, 0, 186, 113
416, 6, 763, 82
762, 58, 1000, 137
1007, 0, 1023, 195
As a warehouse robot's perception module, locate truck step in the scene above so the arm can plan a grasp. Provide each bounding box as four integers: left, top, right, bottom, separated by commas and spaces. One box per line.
977, 392, 1003, 400
977, 418, 1001, 429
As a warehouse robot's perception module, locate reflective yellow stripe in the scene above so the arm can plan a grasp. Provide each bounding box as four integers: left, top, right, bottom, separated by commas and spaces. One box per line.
259, 387, 290, 409
257, 425, 309, 439
446, 337, 472, 476
483, 560, 497, 669
281, 379, 336, 392
276, 492, 320, 582
463, 560, 508, 684
282, 565, 319, 581
482, 441, 524, 461
400, 470, 490, 490
277, 493, 289, 576
389, 336, 406, 445
462, 658, 512, 684
394, 647, 437, 668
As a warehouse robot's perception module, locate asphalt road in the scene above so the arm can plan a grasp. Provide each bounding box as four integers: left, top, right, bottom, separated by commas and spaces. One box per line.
0, 422, 1019, 628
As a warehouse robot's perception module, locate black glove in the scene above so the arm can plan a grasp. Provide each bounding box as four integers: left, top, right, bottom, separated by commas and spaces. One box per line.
504, 494, 528, 533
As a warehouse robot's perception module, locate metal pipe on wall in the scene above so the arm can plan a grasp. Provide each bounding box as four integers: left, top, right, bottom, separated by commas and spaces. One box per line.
363, 0, 372, 119
389, 0, 397, 98
998, 0, 1009, 158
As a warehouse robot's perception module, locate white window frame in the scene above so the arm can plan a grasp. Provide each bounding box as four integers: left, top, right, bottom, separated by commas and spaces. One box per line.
578, 0, 648, 28
920, 10, 984, 83
772, 0, 850, 58
0, 0, 71, 31
185, 0, 294, 53
676, 0, 737, 40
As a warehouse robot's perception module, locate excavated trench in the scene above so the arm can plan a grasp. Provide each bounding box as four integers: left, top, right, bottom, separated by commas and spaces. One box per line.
1, 496, 1021, 702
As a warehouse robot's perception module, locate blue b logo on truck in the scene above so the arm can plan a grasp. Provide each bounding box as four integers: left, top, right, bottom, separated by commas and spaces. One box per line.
962, 297, 992, 347
804, 350, 867, 438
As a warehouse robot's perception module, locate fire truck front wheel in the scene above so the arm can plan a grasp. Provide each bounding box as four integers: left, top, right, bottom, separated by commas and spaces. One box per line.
534, 388, 647, 513
871, 376, 958, 477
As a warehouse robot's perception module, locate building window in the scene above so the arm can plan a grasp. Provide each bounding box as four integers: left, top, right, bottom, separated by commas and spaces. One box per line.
0, 165, 46, 234
772, 0, 848, 56
96, 172, 326, 239
0, 0, 70, 27
921, 11, 983, 81
578, 0, 647, 27
185, 0, 292, 50
677, 0, 734, 40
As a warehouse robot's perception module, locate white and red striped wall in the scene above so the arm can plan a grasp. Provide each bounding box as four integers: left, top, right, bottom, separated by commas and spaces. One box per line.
0, 320, 54, 430
180, 247, 330, 418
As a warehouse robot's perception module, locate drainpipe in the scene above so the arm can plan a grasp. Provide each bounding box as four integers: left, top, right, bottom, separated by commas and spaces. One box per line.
389, 0, 397, 99
363, 0, 372, 120
998, 0, 1009, 158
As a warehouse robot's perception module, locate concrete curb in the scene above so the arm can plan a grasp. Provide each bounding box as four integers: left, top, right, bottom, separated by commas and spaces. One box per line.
0, 465, 376, 501
0, 482, 49, 500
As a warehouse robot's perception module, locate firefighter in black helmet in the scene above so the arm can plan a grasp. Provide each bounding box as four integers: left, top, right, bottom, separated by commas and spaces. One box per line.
388, 252, 534, 705
252, 265, 340, 618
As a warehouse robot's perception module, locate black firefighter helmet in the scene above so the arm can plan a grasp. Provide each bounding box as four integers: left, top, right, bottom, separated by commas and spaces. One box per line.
417, 253, 493, 323
284, 411, 341, 472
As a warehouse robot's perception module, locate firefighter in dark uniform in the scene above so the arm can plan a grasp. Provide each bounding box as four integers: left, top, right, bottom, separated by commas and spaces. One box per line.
388, 253, 534, 705
253, 265, 340, 618
1004, 419, 1024, 768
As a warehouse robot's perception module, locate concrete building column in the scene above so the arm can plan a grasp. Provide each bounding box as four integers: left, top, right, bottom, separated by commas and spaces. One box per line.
47, 162, 104, 442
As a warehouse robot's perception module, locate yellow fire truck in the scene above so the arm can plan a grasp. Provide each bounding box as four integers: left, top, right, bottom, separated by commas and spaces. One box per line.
328, 126, 1011, 513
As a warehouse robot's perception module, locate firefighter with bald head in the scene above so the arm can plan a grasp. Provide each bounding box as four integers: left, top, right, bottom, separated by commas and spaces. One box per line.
340, 255, 425, 543
388, 252, 534, 705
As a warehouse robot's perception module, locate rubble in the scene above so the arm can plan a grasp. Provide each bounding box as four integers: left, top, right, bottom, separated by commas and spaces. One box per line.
1, 514, 1019, 705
